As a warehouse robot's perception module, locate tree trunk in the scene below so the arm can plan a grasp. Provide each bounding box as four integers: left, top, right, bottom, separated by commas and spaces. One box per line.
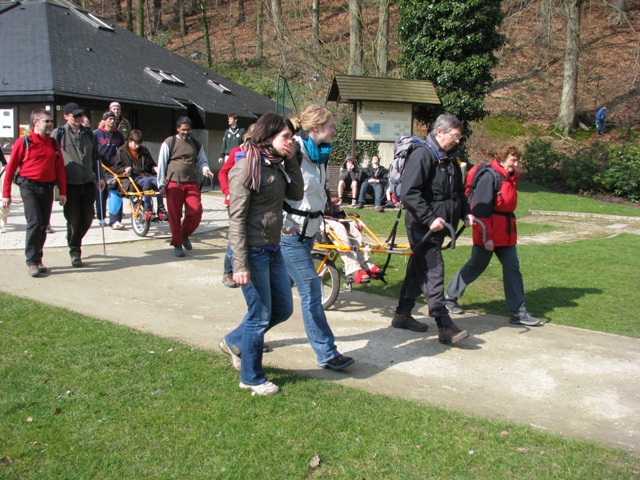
125, 0, 133, 30
135, 0, 143, 36
610, 0, 627, 25
311, 0, 320, 47
236, 0, 245, 25
255, 0, 264, 59
201, 0, 212, 68
556, 0, 583, 135
270, 0, 284, 44
179, 0, 187, 36
348, 0, 363, 75
376, 0, 390, 75
152, 0, 163, 32
114, 0, 123, 22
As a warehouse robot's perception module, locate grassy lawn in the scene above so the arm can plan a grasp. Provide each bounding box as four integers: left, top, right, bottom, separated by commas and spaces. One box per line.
1, 293, 638, 478
338, 185, 640, 338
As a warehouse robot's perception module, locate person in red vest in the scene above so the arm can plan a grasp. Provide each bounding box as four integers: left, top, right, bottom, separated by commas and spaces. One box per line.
2, 109, 67, 277
445, 145, 541, 326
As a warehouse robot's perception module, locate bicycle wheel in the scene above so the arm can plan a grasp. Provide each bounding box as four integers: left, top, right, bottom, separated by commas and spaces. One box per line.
130, 198, 150, 237
312, 253, 340, 310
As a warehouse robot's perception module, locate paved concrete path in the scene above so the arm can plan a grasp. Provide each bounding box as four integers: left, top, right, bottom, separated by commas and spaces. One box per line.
1, 192, 639, 453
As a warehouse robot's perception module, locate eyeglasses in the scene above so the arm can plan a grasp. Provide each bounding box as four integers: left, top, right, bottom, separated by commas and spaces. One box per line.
449, 132, 463, 141
37, 118, 53, 123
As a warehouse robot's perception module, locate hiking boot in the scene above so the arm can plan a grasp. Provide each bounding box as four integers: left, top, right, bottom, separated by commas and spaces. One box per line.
356, 202, 364, 209
71, 257, 83, 268
37, 264, 48, 274
510, 311, 541, 326
438, 323, 470, 345
222, 273, 238, 288
445, 296, 465, 315
174, 245, 185, 257
219, 338, 241, 371
374, 205, 384, 212
239, 380, 280, 396
319, 354, 354, 371
391, 313, 428, 332
27, 264, 40, 278
182, 234, 192, 251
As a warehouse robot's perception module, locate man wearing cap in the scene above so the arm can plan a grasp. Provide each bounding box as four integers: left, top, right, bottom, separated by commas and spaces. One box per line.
94, 111, 125, 229
3, 109, 67, 277
109, 102, 131, 141
157, 116, 214, 257
55, 103, 105, 267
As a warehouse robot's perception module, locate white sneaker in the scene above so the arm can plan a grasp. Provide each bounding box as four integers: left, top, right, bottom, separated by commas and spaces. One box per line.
111, 221, 125, 230
351, 200, 357, 207
336, 199, 343, 205
239, 380, 280, 396
219, 339, 241, 371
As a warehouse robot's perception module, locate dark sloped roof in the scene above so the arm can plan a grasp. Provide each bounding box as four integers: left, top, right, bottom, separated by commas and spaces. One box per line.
327, 75, 441, 105
0, 0, 276, 120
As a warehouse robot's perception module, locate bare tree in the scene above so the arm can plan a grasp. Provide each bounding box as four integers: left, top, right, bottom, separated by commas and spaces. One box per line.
256, 0, 264, 59
556, 0, 584, 135
152, 0, 163, 33
609, 0, 628, 25
114, 0, 123, 22
135, 0, 143, 36
179, 0, 187, 36
201, 0, 212, 67
311, 0, 320, 47
124, 0, 133, 30
348, 0, 363, 75
270, 0, 285, 44
376, 0, 391, 75
237, 0, 246, 25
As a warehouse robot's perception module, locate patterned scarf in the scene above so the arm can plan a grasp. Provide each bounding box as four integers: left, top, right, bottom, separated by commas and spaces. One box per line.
302, 135, 332, 166
243, 144, 285, 192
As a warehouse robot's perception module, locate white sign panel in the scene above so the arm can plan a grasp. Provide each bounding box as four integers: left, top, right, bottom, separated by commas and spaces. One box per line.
355, 102, 412, 142
0, 109, 14, 139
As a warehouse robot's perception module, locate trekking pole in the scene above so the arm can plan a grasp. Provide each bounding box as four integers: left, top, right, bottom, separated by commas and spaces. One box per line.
96, 160, 107, 256
413, 221, 456, 254
442, 218, 487, 250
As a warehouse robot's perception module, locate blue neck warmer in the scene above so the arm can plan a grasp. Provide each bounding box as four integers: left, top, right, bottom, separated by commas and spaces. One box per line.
302, 135, 332, 165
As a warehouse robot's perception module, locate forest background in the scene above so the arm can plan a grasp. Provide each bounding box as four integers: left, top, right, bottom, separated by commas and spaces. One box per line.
70, 0, 640, 199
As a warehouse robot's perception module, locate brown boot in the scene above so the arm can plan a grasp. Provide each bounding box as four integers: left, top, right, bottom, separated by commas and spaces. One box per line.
438, 323, 469, 344
391, 313, 428, 332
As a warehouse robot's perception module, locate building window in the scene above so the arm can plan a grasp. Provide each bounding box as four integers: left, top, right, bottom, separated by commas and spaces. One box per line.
145, 68, 185, 86
207, 80, 232, 94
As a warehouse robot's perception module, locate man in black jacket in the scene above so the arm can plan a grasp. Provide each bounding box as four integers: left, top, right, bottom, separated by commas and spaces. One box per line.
356, 155, 387, 212
391, 114, 474, 345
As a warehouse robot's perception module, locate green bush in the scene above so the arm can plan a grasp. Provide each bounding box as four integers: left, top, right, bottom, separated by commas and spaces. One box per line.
523, 138, 640, 202
597, 143, 640, 202
560, 144, 607, 193
522, 138, 565, 186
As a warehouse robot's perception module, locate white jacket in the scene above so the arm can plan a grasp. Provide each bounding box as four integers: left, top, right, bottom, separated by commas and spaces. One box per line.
282, 135, 327, 238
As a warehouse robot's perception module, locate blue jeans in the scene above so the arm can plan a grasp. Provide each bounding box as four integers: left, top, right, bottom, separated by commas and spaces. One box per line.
225, 246, 293, 386
447, 244, 526, 315
358, 181, 383, 206
134, 176, 163, 209
280, 235, 339, 364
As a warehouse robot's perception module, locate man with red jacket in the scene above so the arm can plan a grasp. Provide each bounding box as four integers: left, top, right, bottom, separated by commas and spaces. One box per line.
445, 145, 541, 326
2, 109, 67, 277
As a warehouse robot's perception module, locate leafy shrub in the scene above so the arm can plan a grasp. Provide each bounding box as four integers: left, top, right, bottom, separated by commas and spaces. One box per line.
597, 143, 640, 202
560, 144, 607, 193
522, 138, 565, 186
